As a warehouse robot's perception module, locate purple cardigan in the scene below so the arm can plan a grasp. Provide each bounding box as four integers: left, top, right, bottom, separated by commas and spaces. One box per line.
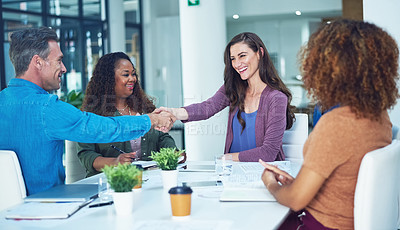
183, 85, 287, 162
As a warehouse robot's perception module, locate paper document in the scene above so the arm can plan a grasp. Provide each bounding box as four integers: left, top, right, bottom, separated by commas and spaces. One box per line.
238, 161, 291, 174
219, 187, 275, 202
179, 164, 215, 172
132, 161, 158, 169
5, 202, 86, 220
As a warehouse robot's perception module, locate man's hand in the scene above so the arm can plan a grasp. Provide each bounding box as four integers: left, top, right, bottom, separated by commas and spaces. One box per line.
147, 112, 176, 133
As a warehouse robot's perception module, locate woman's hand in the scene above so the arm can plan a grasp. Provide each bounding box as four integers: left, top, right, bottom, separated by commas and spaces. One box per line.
115, 152, 137, 164
178, 151, 187, 164
259, 159, 294, 186
154, 107, 189, 121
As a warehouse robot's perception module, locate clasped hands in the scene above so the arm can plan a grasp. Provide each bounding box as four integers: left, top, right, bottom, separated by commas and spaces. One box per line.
148, 107, 182, 133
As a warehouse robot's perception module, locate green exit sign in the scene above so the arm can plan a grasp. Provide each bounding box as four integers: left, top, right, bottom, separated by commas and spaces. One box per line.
188, 0, 200, 6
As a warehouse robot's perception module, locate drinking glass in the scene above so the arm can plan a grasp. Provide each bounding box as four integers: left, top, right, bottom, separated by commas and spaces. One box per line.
98, 177, 112, 202
215, 154, 233, 178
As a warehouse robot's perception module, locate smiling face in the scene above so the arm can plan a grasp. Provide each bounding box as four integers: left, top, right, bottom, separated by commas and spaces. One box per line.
230, 42, 261, 81
40, 40, 67, 91
114, 59, 137, 99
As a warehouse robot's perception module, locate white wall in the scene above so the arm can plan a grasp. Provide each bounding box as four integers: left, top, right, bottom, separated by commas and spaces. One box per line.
142, 0, 183, 109
179, 0, 228, 161
227, 18, 320, 109
363, 0, 400, 127
108, 0, 126, 52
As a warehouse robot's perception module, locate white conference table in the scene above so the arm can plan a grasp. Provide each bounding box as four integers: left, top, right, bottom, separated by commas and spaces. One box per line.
0, 161, 301, 230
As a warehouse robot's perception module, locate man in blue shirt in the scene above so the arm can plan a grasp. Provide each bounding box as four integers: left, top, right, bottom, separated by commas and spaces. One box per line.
0, 27, 174, 195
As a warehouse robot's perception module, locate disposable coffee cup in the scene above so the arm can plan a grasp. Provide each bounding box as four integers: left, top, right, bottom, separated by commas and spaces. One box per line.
168, 185, 193, 217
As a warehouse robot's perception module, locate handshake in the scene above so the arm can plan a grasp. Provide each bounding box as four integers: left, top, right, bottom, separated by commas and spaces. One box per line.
148, 107, 188, 133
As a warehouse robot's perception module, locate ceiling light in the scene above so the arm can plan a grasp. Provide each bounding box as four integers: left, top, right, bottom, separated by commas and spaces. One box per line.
295, 10, 301, 16
233, 14, 239, 20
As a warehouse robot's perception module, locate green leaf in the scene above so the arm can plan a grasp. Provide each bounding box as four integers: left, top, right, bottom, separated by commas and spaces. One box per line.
102, 163, 141, 192
61, 90, 84, 109
150, 147, 184, 170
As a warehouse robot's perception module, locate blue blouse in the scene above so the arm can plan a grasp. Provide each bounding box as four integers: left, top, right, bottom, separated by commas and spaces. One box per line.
229, 110, 257, 152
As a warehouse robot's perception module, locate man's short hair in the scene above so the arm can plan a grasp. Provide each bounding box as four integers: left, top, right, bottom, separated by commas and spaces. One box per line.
9, 27, 59, 77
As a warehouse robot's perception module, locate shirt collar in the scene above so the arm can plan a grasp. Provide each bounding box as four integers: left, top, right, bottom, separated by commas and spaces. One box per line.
8, 78, 49, 94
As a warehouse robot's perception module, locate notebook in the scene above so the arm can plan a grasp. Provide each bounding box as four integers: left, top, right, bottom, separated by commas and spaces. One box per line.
5, 201, 88, 220
132, 160, 158, 169
24, 184, 98, 202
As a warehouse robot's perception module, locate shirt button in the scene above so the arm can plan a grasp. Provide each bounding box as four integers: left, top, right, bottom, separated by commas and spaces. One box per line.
143, 138, 146, 141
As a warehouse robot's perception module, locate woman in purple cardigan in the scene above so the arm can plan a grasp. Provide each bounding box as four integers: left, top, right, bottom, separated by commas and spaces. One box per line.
158, 32, 295, 162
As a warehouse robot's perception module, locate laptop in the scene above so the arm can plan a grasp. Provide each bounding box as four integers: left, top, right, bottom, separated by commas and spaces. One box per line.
24, 184, 98, 202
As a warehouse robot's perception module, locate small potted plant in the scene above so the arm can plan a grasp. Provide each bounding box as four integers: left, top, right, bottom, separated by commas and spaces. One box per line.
150, 147, 185, 190
102, 163, 140, 215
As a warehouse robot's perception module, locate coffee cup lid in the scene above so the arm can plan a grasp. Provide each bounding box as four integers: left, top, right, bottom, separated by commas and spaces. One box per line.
168, 185, 193, 194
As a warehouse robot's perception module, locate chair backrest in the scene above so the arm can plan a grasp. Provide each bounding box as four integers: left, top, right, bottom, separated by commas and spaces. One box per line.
354, 140, 400, 230
65, 141, 87, 184
282, 113, 308, 162
0, 150, 26, 211
393, 125, 400, 140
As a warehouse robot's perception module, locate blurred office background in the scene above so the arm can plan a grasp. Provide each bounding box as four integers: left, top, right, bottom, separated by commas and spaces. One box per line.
1, 0, 399, 160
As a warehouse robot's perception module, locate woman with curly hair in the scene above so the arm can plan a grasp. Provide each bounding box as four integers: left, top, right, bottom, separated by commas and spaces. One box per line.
157, 32, 295, 162
77, 52, 180, 177
260, 19, 399, 229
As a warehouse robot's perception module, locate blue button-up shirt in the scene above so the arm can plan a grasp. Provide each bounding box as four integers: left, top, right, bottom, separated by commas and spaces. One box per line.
0, 78, 151, 195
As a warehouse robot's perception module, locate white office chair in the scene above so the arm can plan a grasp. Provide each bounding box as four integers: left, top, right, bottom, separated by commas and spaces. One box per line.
354, 140, 400, 230
65, 140, 87, 184
394, 125, 400, 229
282, 113, 308, 163
393, 124, 400, 140
0, 150, 26, 211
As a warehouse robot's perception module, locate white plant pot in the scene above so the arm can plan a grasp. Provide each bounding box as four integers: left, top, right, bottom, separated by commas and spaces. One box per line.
112, 191, 134, 216
161, 169, 178, 191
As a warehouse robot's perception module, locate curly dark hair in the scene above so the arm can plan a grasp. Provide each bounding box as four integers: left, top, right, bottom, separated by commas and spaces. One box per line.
81, 52, 155, 116
224, 32, 295, 130
299, 19, 399, 120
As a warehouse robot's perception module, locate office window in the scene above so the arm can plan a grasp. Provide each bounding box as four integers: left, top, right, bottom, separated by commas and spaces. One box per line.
3, 12, 43, 40
49, 18, 83, 93
0, 0, 108, 92
83, 0, 104, 19
125, 27, 141, 78
124, 0, 140, 24
83, 21, 105, 82
48, 0, 79, 17
2, 12, 43, 87
125, 0, 143, 87
2, 0, 42, 13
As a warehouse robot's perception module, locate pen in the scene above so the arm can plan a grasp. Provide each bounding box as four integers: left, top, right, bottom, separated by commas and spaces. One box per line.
89, 201, 114, 208
110, 144, 138, 161
110, 144, 126, 154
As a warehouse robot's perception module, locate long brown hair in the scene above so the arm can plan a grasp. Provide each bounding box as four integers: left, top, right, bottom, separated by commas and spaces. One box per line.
82, 52, 155, 116
224, 32, 295, 130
